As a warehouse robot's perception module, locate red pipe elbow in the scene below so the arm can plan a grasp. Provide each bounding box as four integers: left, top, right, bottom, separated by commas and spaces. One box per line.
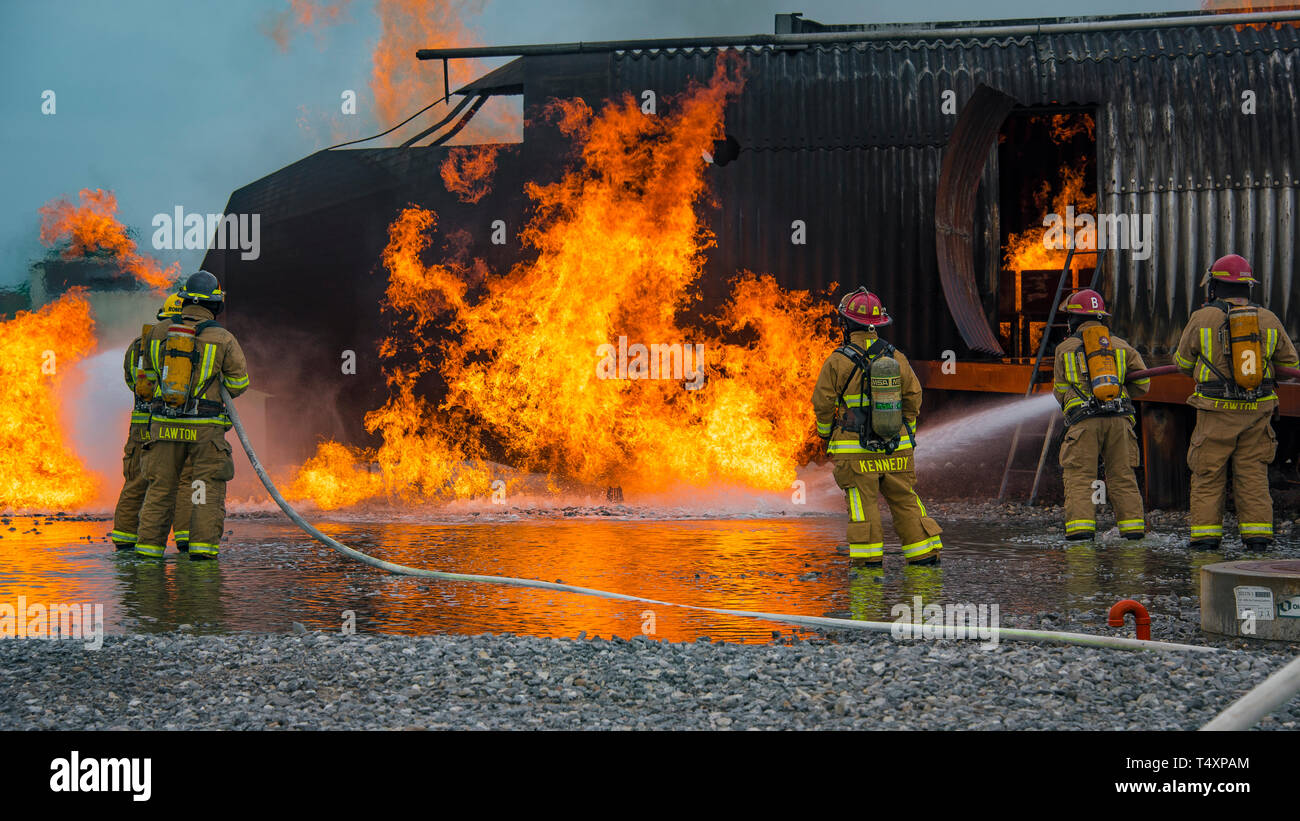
1108, 599, 1151, 641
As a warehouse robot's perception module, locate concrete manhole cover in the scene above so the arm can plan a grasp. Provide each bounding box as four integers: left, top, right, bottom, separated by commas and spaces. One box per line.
1210, 560, 1300, 577
1202, 560, 1300, 639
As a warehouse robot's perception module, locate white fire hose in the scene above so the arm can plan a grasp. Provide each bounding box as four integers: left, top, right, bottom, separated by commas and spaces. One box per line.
220, 387, 1217, 654
1201, 653, 1300, 730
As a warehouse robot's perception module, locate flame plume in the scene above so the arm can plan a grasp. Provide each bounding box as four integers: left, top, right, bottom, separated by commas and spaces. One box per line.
1002, 115, 1098, 274
371, 0, 518, 143
269, 0, 520, 145
0, 292, 98, 512
290, 55, 840, 508
267, 0, 352, 52
0, 189, 182, 511
441, 145, 503, 203
38, 188, 178, 291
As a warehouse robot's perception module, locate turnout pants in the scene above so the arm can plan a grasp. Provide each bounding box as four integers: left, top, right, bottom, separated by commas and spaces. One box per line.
136, 424, 235, 558
1058, 415, 1145, 538
111, 421, 193, 547
1188, 408, 1277, 543
832, 454, 943, 563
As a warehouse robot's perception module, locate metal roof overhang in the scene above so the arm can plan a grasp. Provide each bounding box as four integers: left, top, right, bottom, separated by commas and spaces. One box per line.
453, 58, 524, 96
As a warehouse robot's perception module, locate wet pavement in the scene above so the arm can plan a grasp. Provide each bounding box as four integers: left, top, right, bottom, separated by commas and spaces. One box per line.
3, 510, 1297, 643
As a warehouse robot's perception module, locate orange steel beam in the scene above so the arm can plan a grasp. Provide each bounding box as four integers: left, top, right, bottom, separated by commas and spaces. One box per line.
911, 360, 1053, 395
911, 360, 1300, 417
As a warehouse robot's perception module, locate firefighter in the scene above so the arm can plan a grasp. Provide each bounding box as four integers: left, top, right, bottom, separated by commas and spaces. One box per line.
1174, 254, 1299, 550
812, 288, 943, 565
134, 271, 249, 559
109, 294, 194, 551
1051, 289, 1151, 541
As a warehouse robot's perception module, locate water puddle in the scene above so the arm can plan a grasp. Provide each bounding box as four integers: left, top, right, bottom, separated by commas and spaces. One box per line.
2, 513, 1295, 642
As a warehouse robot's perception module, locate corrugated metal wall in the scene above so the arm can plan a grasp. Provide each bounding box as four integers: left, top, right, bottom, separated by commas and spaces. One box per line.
612, 43, 1040, 359
609, 22, 1300, 358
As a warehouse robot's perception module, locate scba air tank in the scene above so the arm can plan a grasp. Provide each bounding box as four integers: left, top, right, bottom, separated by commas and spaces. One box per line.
869, 355, 903, 439
1081, 324, 1121, 402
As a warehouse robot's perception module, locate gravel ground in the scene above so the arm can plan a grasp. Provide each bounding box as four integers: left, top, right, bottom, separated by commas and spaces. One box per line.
2, 624, 1298, 730
5, 501, 1300, 730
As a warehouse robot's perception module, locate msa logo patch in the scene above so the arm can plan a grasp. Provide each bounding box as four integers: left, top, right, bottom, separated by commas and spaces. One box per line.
50, 751, 151, 801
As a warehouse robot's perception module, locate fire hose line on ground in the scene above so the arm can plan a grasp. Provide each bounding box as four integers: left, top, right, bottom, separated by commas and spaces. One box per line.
219, 387, 1217, 654
1201, 653, 1300, 730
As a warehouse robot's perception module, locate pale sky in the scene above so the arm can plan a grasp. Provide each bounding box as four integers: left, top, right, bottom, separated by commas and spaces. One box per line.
1, 0, 1201, 289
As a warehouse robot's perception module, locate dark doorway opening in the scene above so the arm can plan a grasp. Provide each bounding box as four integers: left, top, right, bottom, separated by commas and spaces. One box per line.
996, 108, 1098, 362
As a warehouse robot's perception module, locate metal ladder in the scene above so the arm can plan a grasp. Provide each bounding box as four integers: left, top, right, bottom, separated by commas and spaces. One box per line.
995, 246, 1100, 504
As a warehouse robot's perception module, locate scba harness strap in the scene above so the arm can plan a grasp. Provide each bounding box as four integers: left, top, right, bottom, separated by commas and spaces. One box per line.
151, 319, 225, 419
1063, 394, 1136, 428
1063, 330, 1135, 428
1196, 300, 1275, 401
833, 340, 914, 454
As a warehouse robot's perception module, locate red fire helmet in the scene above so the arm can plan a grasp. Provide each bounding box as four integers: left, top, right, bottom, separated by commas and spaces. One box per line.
837, 287, 891, 327
1201, 253, 1258, 287
1059, 288, 1110, 317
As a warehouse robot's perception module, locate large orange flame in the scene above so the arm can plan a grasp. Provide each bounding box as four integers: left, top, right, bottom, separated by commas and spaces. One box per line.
38, 189, 178, 291
441, 145, 503, 203
1002, 115, 1097, 274
371, 0, 518, 144
2, 189, 183, 511
290, 55, 839, 508
0, 291, 99, 512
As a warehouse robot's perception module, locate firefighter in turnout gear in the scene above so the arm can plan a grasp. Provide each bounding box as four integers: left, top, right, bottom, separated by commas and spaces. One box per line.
812, 288, 943, 565
1174, 254, 1299, 550
1052, 290, 1151, 541
110, 294, 195, 551
134, 271, 250, 559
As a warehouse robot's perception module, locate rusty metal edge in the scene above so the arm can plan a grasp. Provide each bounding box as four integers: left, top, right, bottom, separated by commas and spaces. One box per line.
935, 83, 1017, 356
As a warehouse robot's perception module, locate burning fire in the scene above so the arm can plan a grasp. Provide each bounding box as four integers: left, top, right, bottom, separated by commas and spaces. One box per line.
38, 189, 178, 291
0, 291, 99, 512
370, 0, 521, 145
441, 145, 503, 203
1002, 114, 1098, 274
287, 441, 384, 509
274, 0, 519, 145
267, 0, 352, 51
0, 189, 181, 512
1202, 0, 1300, 29
290, 55, 839, 508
